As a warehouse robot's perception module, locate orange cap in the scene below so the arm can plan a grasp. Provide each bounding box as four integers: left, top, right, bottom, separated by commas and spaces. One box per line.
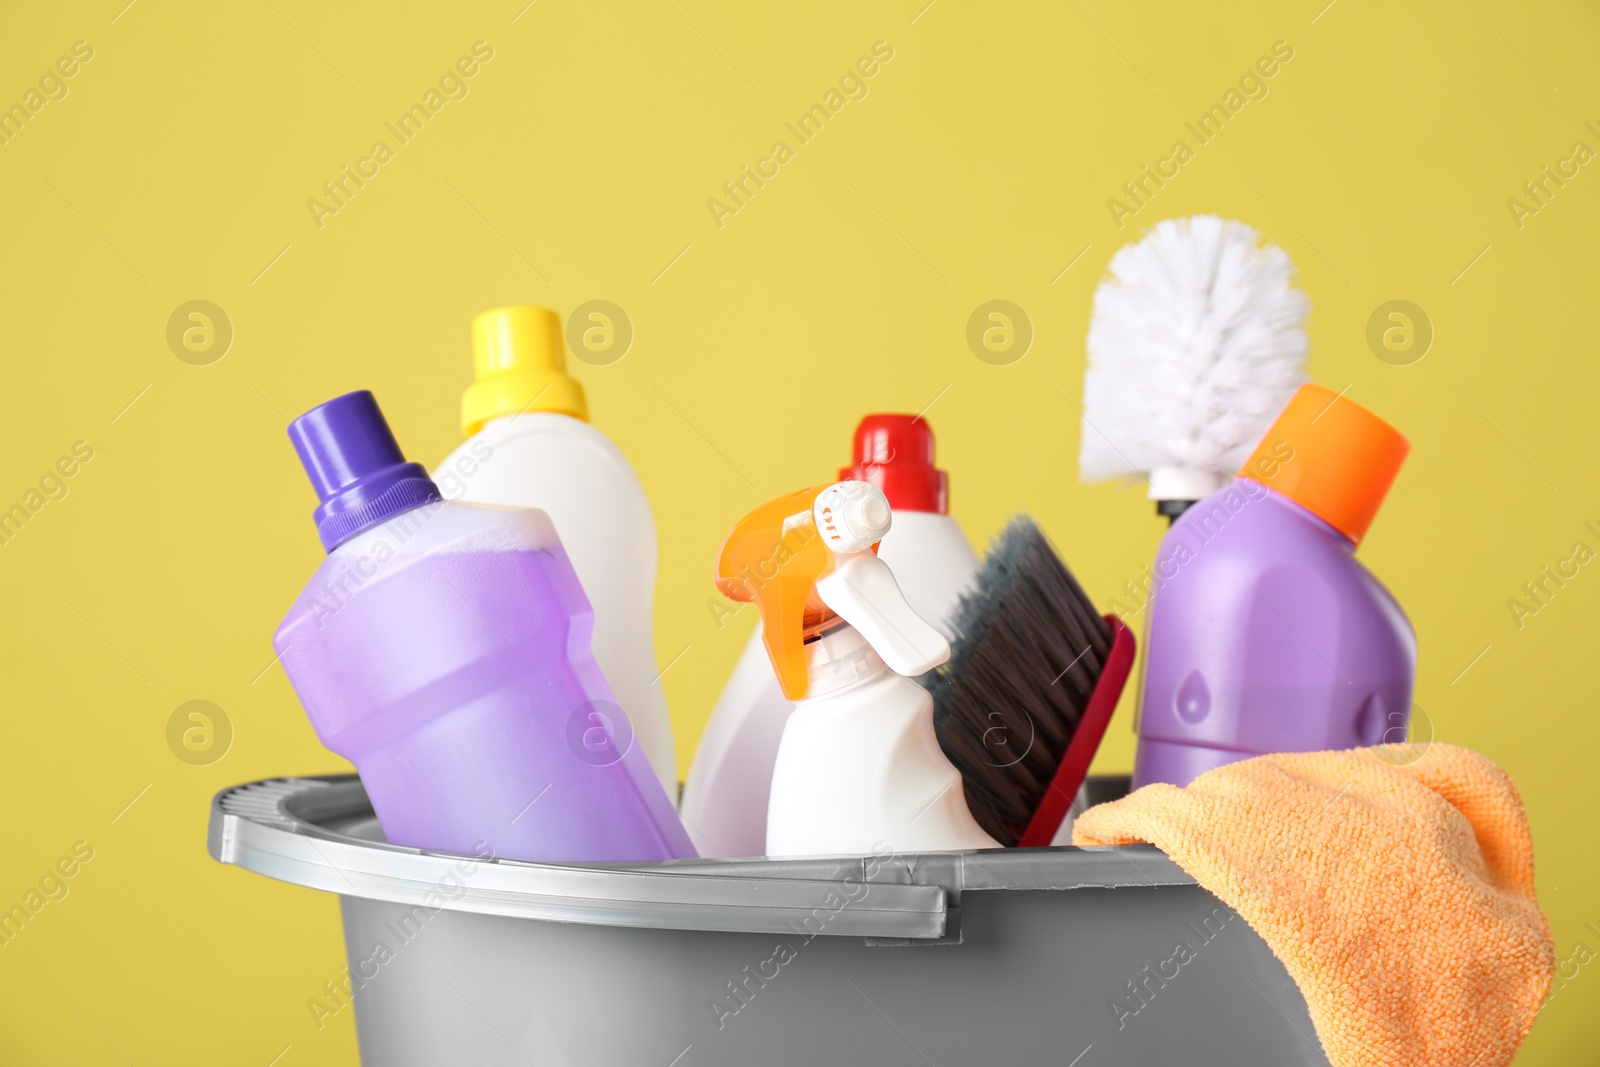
1238, 383, 1409, 546
715, 485, 843, 701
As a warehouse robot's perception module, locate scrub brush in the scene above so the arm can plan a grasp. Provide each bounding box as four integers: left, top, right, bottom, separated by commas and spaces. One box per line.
1079, 214, 1310, 522
921, 518, 1135, 847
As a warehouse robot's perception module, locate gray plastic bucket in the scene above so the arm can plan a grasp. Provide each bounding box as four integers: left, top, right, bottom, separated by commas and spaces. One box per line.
208, 775, 1330, 1066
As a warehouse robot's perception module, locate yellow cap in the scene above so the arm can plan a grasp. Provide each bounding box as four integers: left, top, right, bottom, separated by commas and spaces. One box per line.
461, 306, 588, 436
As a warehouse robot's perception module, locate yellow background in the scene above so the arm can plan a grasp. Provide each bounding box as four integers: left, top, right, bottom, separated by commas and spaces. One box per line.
2, 0, 1597, 1062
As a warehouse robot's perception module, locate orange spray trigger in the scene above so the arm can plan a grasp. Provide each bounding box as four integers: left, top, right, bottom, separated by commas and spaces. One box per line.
715, 486, 837, 701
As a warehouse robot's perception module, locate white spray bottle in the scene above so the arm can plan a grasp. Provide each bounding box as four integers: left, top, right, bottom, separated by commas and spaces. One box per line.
715, 481, 997, 857
682, 416, 979, 857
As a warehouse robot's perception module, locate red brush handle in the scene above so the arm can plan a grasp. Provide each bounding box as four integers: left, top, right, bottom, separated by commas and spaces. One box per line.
1017, 616, 1136, 848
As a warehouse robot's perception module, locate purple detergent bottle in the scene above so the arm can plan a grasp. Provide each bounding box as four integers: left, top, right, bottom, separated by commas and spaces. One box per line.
273, 390, 694, 862
1133, 384, 1415, 789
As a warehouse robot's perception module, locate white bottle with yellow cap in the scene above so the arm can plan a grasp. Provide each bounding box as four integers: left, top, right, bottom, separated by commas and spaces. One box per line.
434, 306, 678, 800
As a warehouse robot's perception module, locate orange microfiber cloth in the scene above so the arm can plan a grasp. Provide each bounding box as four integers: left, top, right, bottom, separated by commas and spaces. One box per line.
1072, 744, 1554, 1067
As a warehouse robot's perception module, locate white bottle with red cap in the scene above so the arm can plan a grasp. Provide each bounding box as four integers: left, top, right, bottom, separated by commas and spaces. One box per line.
680, 416, 979, 857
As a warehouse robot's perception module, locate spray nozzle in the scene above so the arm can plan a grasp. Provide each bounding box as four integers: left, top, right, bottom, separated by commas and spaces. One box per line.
814, 480, 892, 552
717, 481, 949, 701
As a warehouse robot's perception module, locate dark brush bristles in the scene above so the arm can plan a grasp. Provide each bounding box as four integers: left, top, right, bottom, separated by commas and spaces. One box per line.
921, 517, 1112, 846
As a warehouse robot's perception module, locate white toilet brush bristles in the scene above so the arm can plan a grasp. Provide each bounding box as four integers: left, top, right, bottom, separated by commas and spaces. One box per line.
1079, 215, 1310, 514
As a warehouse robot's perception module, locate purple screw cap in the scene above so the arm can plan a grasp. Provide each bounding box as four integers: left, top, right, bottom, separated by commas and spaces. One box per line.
287, 390, 443, 552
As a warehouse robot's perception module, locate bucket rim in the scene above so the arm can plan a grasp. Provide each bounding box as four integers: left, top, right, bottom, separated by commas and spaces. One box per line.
207, 775, 1190, 939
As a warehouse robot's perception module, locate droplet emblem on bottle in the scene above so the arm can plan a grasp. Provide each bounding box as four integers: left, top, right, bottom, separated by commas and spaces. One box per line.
1355, 693, 1386, 746
1175, 670, 1211, 724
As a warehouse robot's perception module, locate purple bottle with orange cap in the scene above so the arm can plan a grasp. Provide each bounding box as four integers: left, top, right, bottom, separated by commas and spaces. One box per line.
1132, 384, 1416, 788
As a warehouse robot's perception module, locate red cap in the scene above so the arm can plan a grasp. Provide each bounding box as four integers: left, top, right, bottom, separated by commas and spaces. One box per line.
839, 415, 948, 514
